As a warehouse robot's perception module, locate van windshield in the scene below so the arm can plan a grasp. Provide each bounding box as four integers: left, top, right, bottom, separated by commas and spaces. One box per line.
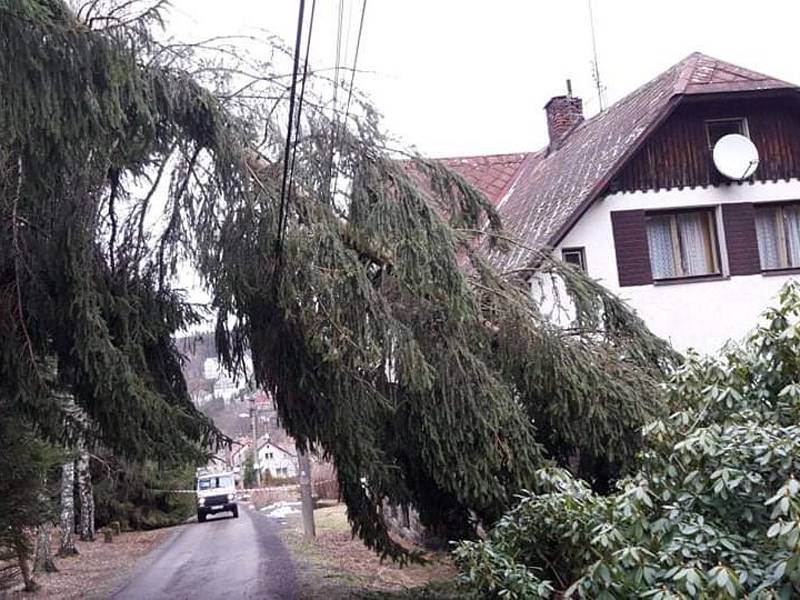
198, 475, 234, 490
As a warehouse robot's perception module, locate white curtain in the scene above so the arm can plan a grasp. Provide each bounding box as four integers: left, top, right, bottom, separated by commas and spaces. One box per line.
647, 216, 676, 279
677, 213, 714, 275
756, 209, 780, 270
784, 206, 800, 268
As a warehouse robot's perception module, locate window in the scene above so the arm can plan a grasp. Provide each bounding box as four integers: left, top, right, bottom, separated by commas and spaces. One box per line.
754, 203, 800, 270
646, 209, 721, 280
705, 118, 748, 150
561, 247, 586, 270
197, 475, 234, 490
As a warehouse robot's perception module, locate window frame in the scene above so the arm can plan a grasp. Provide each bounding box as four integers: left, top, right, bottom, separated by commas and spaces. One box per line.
754, 201, 800, 273
645, 206, 723, 282
705, 117, 750, 150
561, 247, 587, 271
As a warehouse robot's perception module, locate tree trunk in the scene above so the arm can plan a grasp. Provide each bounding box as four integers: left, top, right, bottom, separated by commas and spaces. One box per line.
77, 451, 94, 542
57, 461, 79, 557
297, 449, 316, 538
14, 534, 38, 592
33, 520, 58, 573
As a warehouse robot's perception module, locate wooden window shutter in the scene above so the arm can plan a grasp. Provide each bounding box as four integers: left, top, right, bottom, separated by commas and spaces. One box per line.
610, 210, 653, 286
721, 203, 760, 276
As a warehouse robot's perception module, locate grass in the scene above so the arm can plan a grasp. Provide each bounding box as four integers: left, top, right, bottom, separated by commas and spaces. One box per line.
278, 502, 464, 599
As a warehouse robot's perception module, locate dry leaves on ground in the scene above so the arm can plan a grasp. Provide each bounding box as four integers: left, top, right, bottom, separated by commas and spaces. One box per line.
2, 528, 173, 600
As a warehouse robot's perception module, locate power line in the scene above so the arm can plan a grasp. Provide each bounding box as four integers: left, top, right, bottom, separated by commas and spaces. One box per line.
331, 0, 367, 203
331, 0, 345, 125
327, 0, 346, 200
275, 0, 307, 262
341, 0, 367, 134
341, 0, 355, 71
336, 1, 345, 64
286, 0, 317, 217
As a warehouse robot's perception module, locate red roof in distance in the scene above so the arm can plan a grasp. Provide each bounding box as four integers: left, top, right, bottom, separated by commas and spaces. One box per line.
434, 153, 530, 205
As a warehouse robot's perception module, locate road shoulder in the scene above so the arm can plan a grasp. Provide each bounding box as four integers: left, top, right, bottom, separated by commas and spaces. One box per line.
259, 501, 460, 599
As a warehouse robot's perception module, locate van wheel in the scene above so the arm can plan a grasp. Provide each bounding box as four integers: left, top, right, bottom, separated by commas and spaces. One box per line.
198, 512, 207, 523
232, 506, 239, 519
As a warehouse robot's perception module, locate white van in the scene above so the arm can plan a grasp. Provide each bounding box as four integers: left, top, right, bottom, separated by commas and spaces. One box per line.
196, 471, 238, 522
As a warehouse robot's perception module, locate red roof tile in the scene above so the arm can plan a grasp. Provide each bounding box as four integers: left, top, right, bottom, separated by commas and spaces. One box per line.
435, 153, 531, 204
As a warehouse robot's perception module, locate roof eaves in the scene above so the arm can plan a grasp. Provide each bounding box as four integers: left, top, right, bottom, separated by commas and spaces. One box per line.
268, 442, 297, 458
684, 80, 797, 95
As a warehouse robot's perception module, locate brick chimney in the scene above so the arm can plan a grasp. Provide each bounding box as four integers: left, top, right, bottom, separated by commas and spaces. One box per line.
545, 87, 583, 149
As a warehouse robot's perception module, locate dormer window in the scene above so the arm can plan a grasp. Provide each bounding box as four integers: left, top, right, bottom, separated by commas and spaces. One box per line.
705, 118, 749, 150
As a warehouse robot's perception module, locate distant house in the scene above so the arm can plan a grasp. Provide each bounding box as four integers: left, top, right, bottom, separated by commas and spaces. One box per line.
444, 53, 800, 353
229, 439, 251, 471
203, 357, 244, 404
190, 388, 213, 408
256, 441, 297, 479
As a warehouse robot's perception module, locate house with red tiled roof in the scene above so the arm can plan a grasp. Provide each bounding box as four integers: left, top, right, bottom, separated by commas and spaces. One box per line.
451, 52, 800, 352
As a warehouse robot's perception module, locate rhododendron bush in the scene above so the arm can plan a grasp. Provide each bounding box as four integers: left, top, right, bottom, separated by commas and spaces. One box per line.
456, 283, 800, 599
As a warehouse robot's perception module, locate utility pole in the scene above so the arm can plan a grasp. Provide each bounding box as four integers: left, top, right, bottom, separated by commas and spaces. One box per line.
251, 397, 262, 488
297, 447, 316, 537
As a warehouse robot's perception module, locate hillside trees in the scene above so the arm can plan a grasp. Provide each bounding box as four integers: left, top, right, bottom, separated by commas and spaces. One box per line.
0, 0, 675, 564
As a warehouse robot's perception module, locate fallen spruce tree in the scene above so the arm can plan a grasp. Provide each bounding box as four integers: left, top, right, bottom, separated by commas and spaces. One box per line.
456, 282, 800, 599
1, 0, 677, 567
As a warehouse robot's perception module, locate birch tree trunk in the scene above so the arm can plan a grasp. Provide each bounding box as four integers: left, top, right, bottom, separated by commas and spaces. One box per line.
77, 451, 94, 541
57, 460, 79, 556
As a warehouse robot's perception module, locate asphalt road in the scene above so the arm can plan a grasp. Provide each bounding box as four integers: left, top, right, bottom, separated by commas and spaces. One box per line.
113, 504, 297, 600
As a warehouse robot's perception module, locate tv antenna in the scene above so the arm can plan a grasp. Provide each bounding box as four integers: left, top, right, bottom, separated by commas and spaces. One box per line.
588, 0, 606, 111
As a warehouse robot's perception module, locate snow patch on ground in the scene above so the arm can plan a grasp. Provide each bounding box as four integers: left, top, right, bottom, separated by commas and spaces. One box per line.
260, 501, 301, 519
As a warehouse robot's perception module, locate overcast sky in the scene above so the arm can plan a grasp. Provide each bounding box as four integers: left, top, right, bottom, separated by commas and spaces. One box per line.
168, 0, 800, 158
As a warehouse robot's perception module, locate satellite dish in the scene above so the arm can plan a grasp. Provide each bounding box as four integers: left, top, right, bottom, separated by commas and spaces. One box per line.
712, 134, 759, 180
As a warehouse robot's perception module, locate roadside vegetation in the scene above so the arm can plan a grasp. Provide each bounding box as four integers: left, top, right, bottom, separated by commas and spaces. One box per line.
93, 462, 197, 531
279, 502, 460, 599
456, 283, 800, 598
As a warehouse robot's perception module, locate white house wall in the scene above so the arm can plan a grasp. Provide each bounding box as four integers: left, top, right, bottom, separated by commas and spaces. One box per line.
257, 444, 298, 478
556, 179, 800, 354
